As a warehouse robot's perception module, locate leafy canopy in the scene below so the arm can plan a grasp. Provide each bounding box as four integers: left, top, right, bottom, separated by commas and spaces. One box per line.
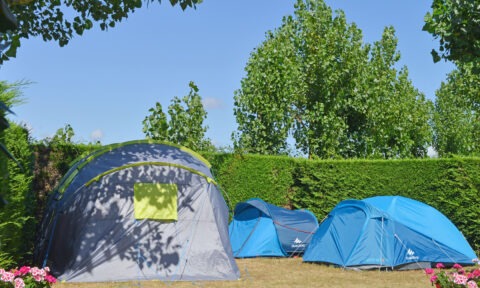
423, 0, 480, 65
1, 0, 202, 63
234, 0, 433, 159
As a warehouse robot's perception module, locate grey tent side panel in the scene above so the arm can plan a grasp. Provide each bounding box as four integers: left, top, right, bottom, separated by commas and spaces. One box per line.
173, 183, 240, 281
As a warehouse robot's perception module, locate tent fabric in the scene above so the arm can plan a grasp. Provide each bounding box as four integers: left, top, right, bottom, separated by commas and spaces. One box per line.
229, 198, 318, 257
35, 140, 240, 282
133, 183, 178, 220
303, 196, 477, 269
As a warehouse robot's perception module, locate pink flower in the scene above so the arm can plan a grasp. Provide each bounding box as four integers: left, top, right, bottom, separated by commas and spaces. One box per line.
18, 266, 30, 276
468, 280, 479, 288
430, 275, 438, 283
45, 274, 57, 283
30, 267, 41, 276
0, 265, 55, 287
473, 269, 480, 277
1, 271, 15, 282
453, 273, 468, 285
453, 263, 463, 269
30, 267, 46, 281
14, 277, 25, 288
33, 274, 43, 282
436, 263, 445, 269
425, 268, 435, 275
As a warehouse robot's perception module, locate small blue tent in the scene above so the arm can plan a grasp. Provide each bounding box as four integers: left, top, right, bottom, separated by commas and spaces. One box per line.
229, 198, 319, 258
303, 196, 477, 269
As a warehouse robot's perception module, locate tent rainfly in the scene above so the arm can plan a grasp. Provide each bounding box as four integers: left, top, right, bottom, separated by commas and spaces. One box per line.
228, 198, 319, 258
35, 140, 240, 282
303, 196, 477, 269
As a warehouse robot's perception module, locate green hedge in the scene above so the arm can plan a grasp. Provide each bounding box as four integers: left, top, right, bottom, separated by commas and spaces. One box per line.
0, 124, 34, 268
205, 153, 295, 209
206, 154, 480, 252
291, 158, 457, 217
33, 143, 98, 223
29, 148, 480, 256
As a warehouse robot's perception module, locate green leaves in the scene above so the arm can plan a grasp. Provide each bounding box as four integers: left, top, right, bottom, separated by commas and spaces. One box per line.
433, 64, 480, 156
143, 102, 169, 141
360, 28, 434, 159
169, 0, 201, 11
234, 0, 432, 159
423, 0, 480, 65
0, 81, 26, 165
142, 81, 213, 151
0, 0, 202, 64
233, 20, 298, 155
0, 83, 34, 266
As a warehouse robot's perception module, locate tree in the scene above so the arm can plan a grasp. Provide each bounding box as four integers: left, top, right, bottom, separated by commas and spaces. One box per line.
433, 64, 480, 156
234, 0, 369, 158
233, 15, 300, 155
143, 102, 169, 141
423, 0, 480, 65
292, 1, 370, 158
233, 0, 432, 159
50, 124, 75, 144
0, 0, 201, 63
143, 81, 213, 151
359, 28, 433, 158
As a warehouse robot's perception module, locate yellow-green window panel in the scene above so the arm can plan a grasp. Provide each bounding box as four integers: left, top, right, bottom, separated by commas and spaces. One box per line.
134, 183, 178, 221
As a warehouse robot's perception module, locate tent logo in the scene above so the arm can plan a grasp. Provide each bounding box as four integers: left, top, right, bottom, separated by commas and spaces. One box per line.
292, 237, 306, 248
406, 248, 419, 261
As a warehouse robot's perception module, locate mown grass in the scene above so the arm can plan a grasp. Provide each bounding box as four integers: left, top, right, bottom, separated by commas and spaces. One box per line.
53, 258, 431, 288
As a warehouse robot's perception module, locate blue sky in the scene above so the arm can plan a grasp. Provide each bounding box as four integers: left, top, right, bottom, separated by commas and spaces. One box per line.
1, 0, 454, 147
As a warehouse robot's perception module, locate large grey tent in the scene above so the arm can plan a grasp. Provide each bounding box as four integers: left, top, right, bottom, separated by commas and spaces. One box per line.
35, 140, 240, 282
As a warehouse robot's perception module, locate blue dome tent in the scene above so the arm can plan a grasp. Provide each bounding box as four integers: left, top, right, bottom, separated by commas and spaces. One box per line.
303, 196, 477, 269
229, 198, 319, 258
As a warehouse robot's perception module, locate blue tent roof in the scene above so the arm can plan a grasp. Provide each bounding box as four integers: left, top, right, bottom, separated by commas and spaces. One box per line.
303, 196, 477, 269
229, 198, 318, 258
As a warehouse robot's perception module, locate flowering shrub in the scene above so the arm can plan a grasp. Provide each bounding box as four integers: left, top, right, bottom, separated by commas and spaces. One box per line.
0, 266, 56, 288
426, 260, 480, 288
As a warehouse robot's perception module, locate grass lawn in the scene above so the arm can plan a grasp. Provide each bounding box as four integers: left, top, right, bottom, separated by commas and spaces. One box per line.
53, 257, 431, 287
